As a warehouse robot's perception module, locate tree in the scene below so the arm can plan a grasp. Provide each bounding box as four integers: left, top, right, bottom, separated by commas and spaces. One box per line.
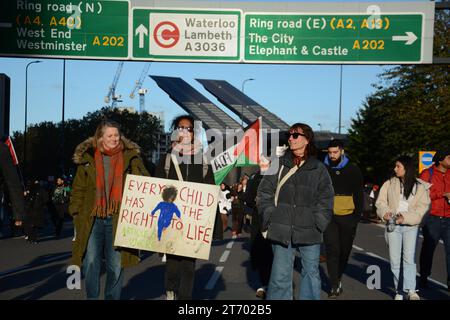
12, 107, 161, 181
347, 10, 450, 183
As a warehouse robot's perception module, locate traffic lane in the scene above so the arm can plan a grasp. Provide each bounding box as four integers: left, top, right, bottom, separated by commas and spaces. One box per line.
350, 221, 449, 299
211, 230, 397, 300
0, 226, 253, 300
123, 232, 261, 300
214, 231, 386, 300
355, 221, 448, 286
0, 230, 83, 300
194, 233, 261, 300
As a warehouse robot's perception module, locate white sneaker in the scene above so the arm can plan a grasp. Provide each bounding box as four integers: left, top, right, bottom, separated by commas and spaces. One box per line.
408, 290, 420, 300
256, 287, 266, 298
162, 254, 166, 263
394, 293, 403, 300
166, 291, 175, 300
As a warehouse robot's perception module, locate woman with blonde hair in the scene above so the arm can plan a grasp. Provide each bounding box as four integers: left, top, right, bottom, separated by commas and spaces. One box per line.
69, 119, 148, 299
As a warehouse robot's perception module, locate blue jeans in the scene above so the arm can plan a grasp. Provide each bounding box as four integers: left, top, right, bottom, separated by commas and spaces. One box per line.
267, 242, 321, 300
83, 216, 123, 300
385, 225, 419, 292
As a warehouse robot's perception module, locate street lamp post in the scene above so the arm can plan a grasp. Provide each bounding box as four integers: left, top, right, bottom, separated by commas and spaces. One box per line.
338, 65, 343, 134
24, 60, 41, 177
60, 59, 66, 176
241, 78, 254, 128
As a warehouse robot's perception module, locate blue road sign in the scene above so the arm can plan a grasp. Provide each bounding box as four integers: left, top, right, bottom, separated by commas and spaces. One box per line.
421, 152, 434, 166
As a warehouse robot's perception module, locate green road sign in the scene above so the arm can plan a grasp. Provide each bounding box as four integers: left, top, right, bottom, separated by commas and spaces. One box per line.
132, 9, 241, 61
0, 0, 129, 59
0, 2, 434, 64
244, 13, 424, 63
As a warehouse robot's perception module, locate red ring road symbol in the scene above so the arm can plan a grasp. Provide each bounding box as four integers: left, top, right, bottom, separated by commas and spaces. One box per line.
153, 21, 180, 48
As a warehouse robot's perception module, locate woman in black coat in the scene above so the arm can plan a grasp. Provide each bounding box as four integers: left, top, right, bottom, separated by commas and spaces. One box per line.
154, 114, 215, 300
257, 123, 334, 300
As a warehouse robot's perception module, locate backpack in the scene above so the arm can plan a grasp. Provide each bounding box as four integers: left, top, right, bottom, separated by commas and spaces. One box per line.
420, 167, 434, 227
427, 167, 434, 183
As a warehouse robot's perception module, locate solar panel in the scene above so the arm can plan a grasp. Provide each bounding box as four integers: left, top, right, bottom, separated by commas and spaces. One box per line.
150, 76, 242, 132
196, 79, 290, 131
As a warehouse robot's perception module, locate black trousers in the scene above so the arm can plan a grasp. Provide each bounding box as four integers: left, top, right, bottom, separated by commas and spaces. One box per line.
165, 254, 196, 300
232, 208, 244, 234
420, 215, 450, 280
50, 204, 65, 236
250, 232, 273, 287
25, 222, 39, 242
323, 214, 358, 288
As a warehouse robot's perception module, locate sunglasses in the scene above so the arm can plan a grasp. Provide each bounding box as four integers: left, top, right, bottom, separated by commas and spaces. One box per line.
289, 132, 306, 139
176, 126, 194, 132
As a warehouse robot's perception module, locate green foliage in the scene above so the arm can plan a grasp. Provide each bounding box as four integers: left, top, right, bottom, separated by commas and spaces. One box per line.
347, 10, 450, 183
12, 107, 161, 180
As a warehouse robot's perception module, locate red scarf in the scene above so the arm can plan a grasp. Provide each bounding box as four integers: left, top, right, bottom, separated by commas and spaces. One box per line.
92, 144, 124, 218
293, 155, 304, 167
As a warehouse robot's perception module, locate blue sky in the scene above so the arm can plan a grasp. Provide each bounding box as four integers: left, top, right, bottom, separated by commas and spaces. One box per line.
0, 0, 428, 134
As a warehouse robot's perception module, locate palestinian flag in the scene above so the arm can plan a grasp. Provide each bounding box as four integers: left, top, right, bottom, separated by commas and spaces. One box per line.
211, 117, 261, 185
5, 136, 19, 165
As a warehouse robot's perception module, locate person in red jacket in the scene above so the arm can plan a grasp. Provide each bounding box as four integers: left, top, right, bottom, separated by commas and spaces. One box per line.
418, 148, 450, 291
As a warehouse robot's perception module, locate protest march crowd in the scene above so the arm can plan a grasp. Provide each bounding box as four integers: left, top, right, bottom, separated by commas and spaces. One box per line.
1, 115, 449, 301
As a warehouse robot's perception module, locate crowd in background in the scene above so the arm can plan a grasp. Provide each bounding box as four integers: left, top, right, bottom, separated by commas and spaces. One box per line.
0, 119, 449, 302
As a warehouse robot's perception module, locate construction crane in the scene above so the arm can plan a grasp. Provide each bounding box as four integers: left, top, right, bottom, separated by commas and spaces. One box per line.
104, 61, 124, 108
129, 62, 151, 113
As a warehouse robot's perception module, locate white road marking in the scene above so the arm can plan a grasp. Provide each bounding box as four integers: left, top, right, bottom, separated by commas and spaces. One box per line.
206, 236, 237, 290
220, 250, 230, 263
226, 240, 235, 249
365, 251, 390, 263
205, 266, 224, 290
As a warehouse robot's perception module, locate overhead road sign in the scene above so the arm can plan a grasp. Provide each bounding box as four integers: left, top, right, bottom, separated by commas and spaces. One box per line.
0, 0, 129, 59
138, 1, 434, 64
244, 13, 426, 63
0, 1, 435, 64
133, 8, 241, 62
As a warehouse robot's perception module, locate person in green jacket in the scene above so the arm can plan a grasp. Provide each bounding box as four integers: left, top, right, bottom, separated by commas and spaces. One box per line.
69, 119, 149, 300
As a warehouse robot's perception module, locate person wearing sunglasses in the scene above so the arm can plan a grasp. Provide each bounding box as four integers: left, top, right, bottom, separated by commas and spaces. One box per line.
257, 123, 334, 300
323, 139, 364, 298
154, 114, 215, 300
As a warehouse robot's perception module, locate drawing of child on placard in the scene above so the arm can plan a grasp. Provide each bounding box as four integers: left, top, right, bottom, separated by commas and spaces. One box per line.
150, 186, 182, 241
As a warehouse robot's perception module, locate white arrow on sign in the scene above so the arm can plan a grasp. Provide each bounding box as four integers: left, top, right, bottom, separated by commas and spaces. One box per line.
135, 24, 148, 49
392, 32, 418, 45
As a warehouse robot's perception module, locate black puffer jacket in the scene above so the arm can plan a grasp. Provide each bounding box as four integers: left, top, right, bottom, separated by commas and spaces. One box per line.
257, 152, 334, 246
